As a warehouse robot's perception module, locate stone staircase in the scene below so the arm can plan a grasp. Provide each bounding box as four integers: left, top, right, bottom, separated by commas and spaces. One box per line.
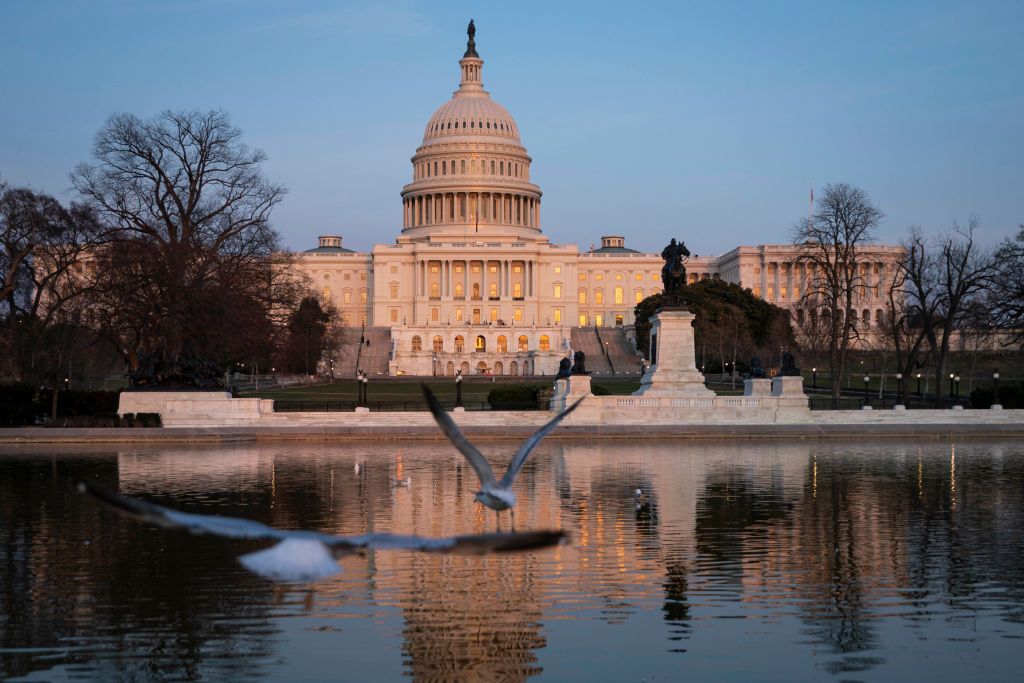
569, 327, 643, 376
600, 326, 644, 375
569, 327, 613, 375
357, 327, 393, 377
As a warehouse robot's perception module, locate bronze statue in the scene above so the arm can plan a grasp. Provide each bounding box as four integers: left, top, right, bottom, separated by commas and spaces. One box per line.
555, 357, 572, 380
660, 238, 690, 304
570, 351, 589, 375
748, 356, 766, 379
464, 19, 479, 58
780, 350, 800, 377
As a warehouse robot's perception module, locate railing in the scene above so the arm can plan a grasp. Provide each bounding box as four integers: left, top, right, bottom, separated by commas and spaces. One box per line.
274, 400, 538, 412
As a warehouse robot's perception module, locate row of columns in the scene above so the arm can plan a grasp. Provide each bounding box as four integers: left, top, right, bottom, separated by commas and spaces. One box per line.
403, 192, 539, 229
761, 260, 890, 303
413, 259, 536, 300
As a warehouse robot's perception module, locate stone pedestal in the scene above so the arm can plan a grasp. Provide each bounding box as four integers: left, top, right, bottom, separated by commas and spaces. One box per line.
550, 379, 569, 411
566, 374, 592, 399
744, 378, 772, 396
771, 376, 806, 397
634, 310, 714, 397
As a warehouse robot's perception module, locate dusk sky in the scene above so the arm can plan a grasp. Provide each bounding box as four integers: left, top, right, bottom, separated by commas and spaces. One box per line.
1, 0, 1021, 256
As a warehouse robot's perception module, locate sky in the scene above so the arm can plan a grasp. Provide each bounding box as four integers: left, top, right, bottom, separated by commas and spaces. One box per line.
1, 0, 1021, 256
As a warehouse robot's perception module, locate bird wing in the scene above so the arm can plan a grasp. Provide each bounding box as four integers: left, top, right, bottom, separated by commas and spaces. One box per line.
499, 396, 585, 488
351, 529, 566, 554
79, 481, 319, 543
421, 384, 497, 486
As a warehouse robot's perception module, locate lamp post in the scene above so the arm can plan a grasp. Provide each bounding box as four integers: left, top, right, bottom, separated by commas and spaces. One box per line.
916, 372, 922, 396
993, 371, 1001, 408
362, 373, 369, 409
455, 370, 463, 408
895, 372, 903, 408
812, 367, 817, 390
954, 375, 960, 403
948, 373, 955, 404
356, 370, 364, 406
863, 375, 870, 408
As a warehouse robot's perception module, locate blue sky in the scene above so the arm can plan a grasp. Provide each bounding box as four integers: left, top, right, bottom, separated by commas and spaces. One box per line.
1, 0, 1021, 255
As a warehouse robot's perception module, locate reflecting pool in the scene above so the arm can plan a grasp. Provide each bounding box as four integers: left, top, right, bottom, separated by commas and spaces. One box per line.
2, 439, 1023, 681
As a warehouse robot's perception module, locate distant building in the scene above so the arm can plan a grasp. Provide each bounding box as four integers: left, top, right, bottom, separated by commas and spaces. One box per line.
297, 27, 903, 376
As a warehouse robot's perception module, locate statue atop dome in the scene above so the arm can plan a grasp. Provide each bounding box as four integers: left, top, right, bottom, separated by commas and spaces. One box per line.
464, 19, 479, 58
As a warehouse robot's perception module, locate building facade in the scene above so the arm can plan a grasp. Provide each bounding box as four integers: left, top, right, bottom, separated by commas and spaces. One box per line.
297, 29, 903, 376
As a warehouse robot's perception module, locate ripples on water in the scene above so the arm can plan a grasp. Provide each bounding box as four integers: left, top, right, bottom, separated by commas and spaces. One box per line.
1, 440, 1023, 681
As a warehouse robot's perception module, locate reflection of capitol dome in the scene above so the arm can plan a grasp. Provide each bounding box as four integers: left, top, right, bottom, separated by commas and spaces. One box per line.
401, 26, 542, 239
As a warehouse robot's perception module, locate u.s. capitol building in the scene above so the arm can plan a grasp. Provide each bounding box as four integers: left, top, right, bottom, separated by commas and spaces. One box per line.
298, 26, 901, 377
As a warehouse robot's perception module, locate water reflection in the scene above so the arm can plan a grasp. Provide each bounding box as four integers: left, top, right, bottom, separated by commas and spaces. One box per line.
1, 439, 1023, 681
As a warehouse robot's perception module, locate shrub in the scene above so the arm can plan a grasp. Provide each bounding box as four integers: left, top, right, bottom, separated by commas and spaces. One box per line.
970, 382, 1024, 409
591, 383, 611, 396
0, 384, 41, 426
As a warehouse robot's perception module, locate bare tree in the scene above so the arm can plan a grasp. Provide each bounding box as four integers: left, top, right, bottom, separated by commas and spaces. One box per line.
877, 255, 929, 404
792, 183, 883, 399
990, 225, 1024, 347
71, 109, 296, 380
901, 219, 996, 406
1, 184, 103, 391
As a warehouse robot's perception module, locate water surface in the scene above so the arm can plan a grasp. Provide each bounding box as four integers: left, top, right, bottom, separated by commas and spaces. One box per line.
1, 439, 1023, 681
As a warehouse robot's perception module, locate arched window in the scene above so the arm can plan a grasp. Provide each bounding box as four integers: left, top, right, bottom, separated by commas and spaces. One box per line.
433, 335, 443, 352
475, 335, 486, 352
539, 335, 550, 351
359, 288, 367, 304
455, 282, 464, 297
635, 288, 644, 304
518, 335, 529, 352
493, 361, 503, 375
454, 335, 465, 352
510, 360, 518, 376
579, 289, 587, 304
497, 335, 508, 352
411, 336, 422, 352
489, 282, 498, 298
442, 160, 447, 175
472, 283, 481, 300
513, 282, 522, 298
390, 282, 399, 298
876, 309, 884, 325
614, 286, 624, 305
323, 287, 332, 300
862, 308, 871, 327
446, 361, 455, 375
430, 282, 439, 298
595, 289, 604, 305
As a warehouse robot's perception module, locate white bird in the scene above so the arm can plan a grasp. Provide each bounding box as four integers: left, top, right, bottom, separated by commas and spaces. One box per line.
422, 385, 584, 522
79, 482, 565, 583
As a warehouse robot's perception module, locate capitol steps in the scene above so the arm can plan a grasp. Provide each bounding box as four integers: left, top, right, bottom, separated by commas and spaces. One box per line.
357, 327, 393, 377
569, 327, 613, 375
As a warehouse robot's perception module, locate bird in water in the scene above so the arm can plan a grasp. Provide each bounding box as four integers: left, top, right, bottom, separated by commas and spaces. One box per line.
422, 384, 584, 527
79, 481, 566, 583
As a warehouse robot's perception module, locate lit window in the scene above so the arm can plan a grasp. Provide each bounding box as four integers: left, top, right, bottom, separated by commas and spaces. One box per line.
455, 282, 464, 297
489, 283, 498, 297
579, 289, 587, 304
635, 289, 644, 304
475, 335, 486, 351
513, 265, 521, 273
615, 273, 623, 281
579, 314, 588, 326
539, 335, 550, 351
472, 265, 481, 273
595, 273, 604, 281
431, 264, 439, 273
433, 336, 443, 352
343, 290, 352, 304
490, 308, 498, 321
614, 287, 623, 305
554, 309, 561, 324
579, 273, 587, 281
513, 283, 522, 298
554, 283, 562, 299
595, 289, 604, 305
635, 273, 643, 281
455, 308, 464, 321
455, 336, 465, 352
360, 289, 367, 304
323, 287, 332, 300
455, 264, 464, 273
652, 274, 659, 281
514, 307, 523, 322
411, 336, 422, 352
554, 266, 561, 274
497, 336, 508, 352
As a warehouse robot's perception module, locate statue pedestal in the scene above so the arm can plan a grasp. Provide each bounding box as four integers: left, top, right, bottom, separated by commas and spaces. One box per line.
550, 379, 569, 411
771, 376, 806, 397
566, 375, 592, 398
744, 379, 772, 396
634, 310, 713, 397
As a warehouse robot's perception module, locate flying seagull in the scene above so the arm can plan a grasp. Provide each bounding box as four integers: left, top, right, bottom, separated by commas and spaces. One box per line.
422, 384, 584, 522
79, 481, 566, 583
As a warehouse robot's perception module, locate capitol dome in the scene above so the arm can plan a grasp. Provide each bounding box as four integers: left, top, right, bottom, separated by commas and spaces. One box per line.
400, 22, 543, 239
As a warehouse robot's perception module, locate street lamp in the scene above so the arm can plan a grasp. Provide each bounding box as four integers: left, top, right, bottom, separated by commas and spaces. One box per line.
949, 373, 955, 402
954, 375, 960, 402
455, 370, 463, 408
993, 371, 1001, 408
895, 372, 903, 407
916, 372, 922, 396
863, 375, 870, 408
812, 367, 817, 390
362, 373, 369, 408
